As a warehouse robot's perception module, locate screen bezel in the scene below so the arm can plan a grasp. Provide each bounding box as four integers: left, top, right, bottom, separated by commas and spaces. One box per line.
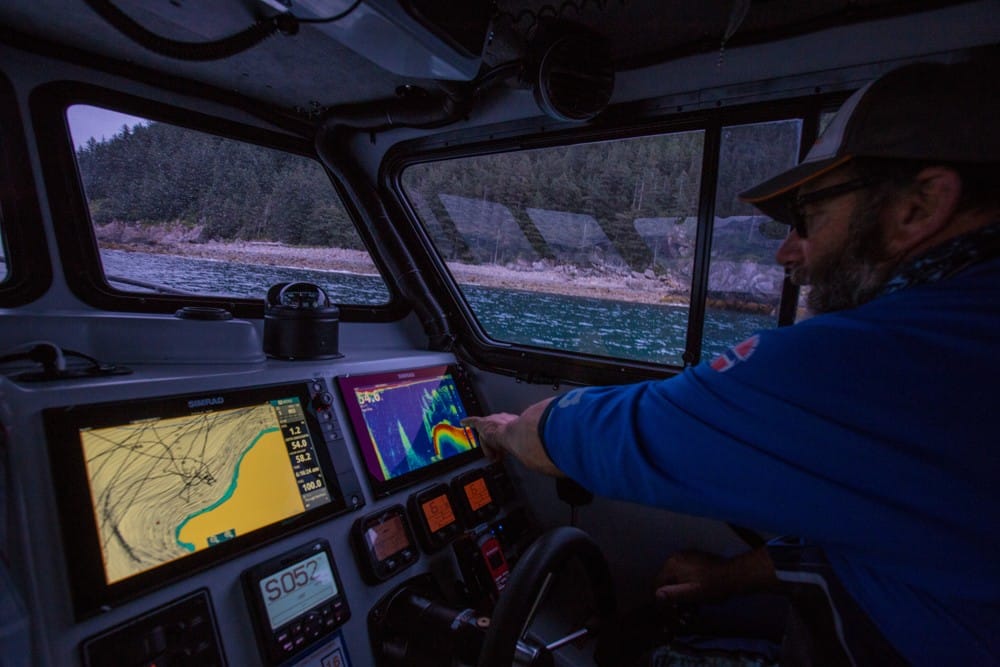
350, 504, 419, 583
44, 381, 349, 619
336, 363, 484, 498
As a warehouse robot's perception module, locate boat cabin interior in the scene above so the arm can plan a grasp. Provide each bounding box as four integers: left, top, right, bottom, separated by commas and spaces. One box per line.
0, 1, 996, 665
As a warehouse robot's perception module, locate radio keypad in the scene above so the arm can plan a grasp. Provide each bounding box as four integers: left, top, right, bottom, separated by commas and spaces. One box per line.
274, 599, 348, 658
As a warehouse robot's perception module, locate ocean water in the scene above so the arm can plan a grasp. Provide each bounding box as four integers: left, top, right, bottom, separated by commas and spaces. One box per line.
100, 248, 392, 305
101, 249, 772, 365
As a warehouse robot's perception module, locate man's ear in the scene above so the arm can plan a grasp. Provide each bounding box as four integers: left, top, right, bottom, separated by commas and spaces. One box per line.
882, 166, 961, 258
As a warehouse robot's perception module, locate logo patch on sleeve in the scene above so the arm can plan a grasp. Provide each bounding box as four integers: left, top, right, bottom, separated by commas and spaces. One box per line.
557, 387, 590, 408
709, 334, 760, 372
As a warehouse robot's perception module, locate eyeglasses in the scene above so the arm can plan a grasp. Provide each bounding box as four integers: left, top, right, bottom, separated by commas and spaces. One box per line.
786, 176, 879, 238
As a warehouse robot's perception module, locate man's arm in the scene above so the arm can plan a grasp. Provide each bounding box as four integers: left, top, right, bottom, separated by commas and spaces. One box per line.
462, 397, 564, 476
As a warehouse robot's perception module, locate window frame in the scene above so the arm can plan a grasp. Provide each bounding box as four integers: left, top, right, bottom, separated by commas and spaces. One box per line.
0, 71, 52, 306
382, 94, 842, 385
30, 81, 405, 321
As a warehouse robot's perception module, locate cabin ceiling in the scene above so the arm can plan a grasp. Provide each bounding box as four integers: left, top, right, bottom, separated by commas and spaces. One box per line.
0, 0, 978, 121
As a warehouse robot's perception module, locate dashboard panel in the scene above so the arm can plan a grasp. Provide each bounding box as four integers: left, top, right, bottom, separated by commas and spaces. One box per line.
2, 348, 533, 667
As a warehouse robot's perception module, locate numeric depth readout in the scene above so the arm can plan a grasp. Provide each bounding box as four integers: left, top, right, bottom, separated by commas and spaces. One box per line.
273, 398, 332, 509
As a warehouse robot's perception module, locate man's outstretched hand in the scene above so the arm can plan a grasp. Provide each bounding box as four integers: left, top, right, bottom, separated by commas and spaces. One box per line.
460, 412, 518, 462
461, 398, 564, 476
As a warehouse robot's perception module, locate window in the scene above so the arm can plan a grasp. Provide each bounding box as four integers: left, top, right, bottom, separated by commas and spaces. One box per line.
1, 119, 15, 284
402, 131, 704, 366
402, 116, 812, 366
67, 105, 389, 305
703, 119, 802, 359
0, 210, 7, 284
819, 109, 838, 135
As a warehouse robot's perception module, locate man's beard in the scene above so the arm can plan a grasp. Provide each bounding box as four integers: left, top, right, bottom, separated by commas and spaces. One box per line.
803, 198, 895, 314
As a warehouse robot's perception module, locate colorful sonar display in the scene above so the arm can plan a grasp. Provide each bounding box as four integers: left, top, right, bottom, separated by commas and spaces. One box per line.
337, 364, 483, 497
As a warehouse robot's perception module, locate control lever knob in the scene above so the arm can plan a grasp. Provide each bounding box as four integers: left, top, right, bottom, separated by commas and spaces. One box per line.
312, 391, 334, 409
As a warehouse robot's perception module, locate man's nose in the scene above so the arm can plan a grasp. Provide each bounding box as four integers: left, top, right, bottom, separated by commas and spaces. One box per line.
775, 227, 804, 266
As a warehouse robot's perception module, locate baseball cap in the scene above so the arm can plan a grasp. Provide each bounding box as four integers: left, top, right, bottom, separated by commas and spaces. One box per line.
739, 60, 1000, 223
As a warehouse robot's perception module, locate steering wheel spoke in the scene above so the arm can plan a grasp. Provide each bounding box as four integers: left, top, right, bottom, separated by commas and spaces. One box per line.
478, 526, 615, 667
544, 626, 591, 652
519, 571, 555, 639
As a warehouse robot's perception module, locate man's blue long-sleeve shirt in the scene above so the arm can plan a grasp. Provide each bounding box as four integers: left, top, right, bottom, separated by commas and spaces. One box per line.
541, 257, 1000, 665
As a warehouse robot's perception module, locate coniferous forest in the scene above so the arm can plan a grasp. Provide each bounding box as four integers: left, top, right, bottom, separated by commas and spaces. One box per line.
76, 118, 799, 273
76, 122, 362, 249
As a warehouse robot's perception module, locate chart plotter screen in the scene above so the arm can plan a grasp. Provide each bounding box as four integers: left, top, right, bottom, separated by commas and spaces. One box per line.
337, 364, 483, 497
44, 382, 348, 618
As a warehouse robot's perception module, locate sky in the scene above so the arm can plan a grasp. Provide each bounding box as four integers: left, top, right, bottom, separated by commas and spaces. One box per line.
66, 105, 149, 150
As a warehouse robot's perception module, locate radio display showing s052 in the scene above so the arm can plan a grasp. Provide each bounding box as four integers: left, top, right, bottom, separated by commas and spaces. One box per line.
259, 549, 339, 630
242, 539, 350, 665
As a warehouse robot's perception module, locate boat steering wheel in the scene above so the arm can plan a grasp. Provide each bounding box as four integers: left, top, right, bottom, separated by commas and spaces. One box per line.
477, 526, 616, 667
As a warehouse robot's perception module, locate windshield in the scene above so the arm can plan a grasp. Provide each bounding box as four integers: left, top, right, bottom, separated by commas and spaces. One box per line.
67, 105, 390, 306
401, 120, 801, 365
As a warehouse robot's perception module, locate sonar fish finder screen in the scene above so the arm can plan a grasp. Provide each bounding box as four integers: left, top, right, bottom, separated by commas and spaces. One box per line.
337, 365, 482, 497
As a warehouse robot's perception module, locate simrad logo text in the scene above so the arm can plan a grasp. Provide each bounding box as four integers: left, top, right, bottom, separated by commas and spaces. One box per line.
188, 396, 225, 408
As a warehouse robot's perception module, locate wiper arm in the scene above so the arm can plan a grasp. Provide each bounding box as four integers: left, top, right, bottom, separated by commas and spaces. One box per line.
105, 273, 200, 296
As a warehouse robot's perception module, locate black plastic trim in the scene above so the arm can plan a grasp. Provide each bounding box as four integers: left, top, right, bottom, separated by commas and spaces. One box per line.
682, 120, 722, 367
0, 71, 53, 306
29, 81, 406, 322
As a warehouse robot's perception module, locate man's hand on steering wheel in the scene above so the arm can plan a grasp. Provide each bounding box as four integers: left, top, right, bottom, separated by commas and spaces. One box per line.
654, 547, 779, 604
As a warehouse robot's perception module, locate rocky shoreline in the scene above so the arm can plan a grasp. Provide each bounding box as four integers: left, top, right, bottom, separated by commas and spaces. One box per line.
101, 236, 778, 314
101, 239, 692, 306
